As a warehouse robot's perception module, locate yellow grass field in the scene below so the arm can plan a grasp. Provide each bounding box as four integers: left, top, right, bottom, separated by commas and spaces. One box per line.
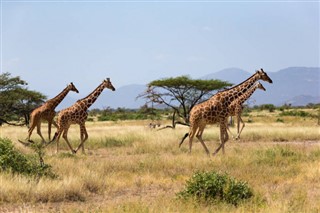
0, 114, 319, 212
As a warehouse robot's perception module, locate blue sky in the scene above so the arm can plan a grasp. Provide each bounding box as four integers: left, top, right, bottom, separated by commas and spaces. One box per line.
1, 1, 319, 98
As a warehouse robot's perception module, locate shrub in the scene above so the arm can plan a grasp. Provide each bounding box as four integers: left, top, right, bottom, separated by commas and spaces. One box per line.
0, 137, 56, 178
279, 110, 310, 117
177, 171, 253, 206
259, 104, 276, 112
276, 118, 284, 123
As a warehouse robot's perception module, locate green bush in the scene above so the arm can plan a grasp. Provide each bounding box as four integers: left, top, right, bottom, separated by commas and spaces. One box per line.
279, 110, 310, 117
276, 118, 284, 123
177, 171, 253, 206
258, 104, 276, 112
0, 138, 56, 178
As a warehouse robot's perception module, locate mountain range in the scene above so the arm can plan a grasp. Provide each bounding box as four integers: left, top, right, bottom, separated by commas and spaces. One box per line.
56, 67, 320, 110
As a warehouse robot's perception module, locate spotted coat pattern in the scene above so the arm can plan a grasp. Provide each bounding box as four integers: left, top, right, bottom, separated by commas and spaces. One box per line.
53, 78, 115, 154
226, 81, 266, 140
181, 69, 272, 155
27, 83, 79, 142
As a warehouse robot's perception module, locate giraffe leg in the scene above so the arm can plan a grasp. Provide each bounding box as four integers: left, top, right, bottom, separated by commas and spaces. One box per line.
47, 113, 58, 140
188, 125, 198, 154
196, 125, 210, 155
27, 122, 37, 142
48, 120, 52, 141
62, 126, 76, 154
36, 122, 46, 143
55, 130, 63, 154
236, 116, 245, 140
213, 122, 228, 156
49, 119, 59, 142
76, 124, 88, 154
27, 114, 39, 142
221, 124, 229, 154
226, 117, 235, 140
52, 120, 59, 128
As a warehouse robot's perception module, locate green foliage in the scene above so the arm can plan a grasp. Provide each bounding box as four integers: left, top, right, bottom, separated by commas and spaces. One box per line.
276, 118, 284, 123
138, 75, 231, 125
177, 171, 253, 206
256, 104, 276, 112
0, 138, 56, 178
242, 105, 252, 114
279, 110, 311, 117
0, 72, 46, 124
149, 75, 231, 92
97, 107, 162, 121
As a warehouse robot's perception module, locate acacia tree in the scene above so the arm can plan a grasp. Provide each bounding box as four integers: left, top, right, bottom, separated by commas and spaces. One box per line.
137, 75, 231, 128
0, 72, 46, 126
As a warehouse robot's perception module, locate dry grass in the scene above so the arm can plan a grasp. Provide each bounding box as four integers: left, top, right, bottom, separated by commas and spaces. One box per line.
0, 115, 319, 212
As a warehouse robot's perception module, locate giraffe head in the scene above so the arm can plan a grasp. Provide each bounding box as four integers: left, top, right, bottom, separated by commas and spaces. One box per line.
256, 68, 273, 83
256, 81, 266, 91
103, 78, 116, 91
68, 82, 79, 93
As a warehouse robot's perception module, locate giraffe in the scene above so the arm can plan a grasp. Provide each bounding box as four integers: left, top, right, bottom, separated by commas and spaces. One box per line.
25, 82, 79, 143
179, 69, 272, 155
226, 81, 266, 140
52, 78, 115, 154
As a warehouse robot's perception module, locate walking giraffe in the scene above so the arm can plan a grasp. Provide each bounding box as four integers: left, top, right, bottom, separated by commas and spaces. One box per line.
52, 78, 115, 154
25, 82, 79, 143
226, 81, 266, 140
179, 69, 272, 155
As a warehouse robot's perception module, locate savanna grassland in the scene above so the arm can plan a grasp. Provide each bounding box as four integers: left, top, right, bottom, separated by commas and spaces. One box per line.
0, 108, 319, 213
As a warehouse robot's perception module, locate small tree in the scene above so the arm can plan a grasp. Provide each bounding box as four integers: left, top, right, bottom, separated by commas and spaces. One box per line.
137, 75, 231, 128
0, 72, 46, 125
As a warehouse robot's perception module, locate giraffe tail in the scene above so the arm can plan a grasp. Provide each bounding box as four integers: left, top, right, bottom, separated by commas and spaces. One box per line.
46, 132, 58, 146
179, 133, 189, 148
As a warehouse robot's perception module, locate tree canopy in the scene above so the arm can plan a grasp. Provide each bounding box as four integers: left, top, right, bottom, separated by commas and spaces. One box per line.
137, 75, 232, 127
0, 72, 46, 125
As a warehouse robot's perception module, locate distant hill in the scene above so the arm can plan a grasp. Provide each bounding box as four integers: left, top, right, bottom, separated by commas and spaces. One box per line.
56, 67, 320, 110
285, 95, 320, 106
201, 68, 252, 85
91, 84, 146, 109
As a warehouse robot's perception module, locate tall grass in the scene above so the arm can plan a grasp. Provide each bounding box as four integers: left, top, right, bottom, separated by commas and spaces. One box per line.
0, 116, 319, 212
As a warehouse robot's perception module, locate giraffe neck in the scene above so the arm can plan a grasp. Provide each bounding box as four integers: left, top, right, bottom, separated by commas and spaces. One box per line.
215, 72, 260, 104
76, 82, 105, 110
47, 86, 72, 109
230, 83, 260, 107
